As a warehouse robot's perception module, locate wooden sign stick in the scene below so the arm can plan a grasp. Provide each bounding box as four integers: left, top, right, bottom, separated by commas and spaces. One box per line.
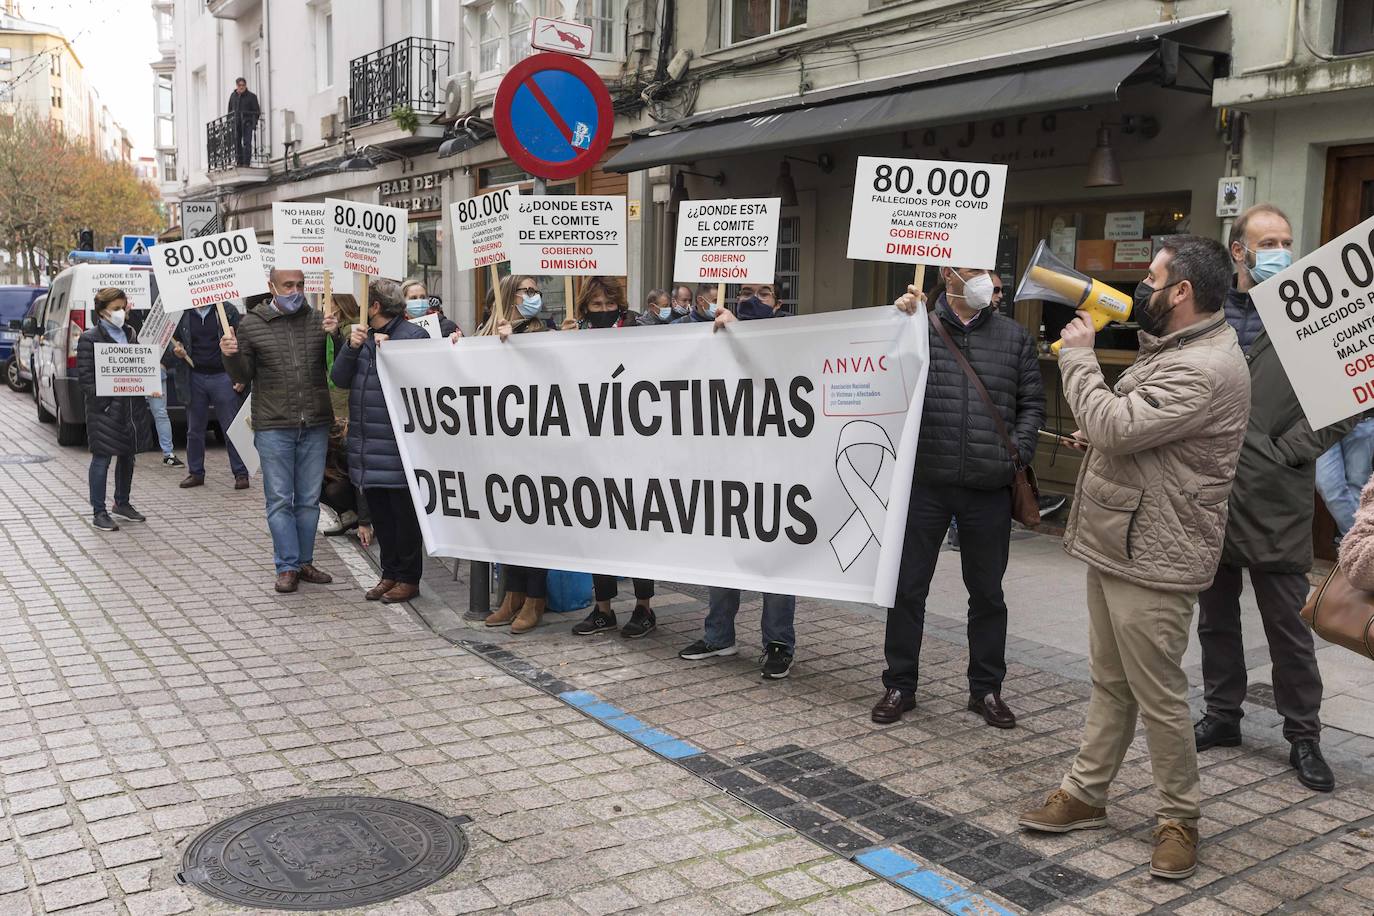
489, 262, 505, 331
321, 269, 334, 318
914, 264, 926, 302
564, 276, 575, 327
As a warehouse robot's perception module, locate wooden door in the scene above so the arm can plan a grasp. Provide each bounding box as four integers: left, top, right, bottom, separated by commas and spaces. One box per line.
1315, 145, 1374, 559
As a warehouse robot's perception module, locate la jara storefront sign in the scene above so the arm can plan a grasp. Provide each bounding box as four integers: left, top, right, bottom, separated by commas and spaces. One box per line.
379, 172, 445, 213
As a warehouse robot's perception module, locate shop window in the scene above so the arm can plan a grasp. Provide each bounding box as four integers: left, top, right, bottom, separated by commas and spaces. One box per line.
774, 214, 800, 311
407, 218, 443, 299
726, 0, 806, 45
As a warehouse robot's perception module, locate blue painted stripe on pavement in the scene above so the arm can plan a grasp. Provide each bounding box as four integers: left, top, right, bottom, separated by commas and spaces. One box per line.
854, 846, 1012, 915
557, 689, 702, 762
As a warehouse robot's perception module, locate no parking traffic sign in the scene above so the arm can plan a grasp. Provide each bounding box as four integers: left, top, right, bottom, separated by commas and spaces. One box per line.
494, 52, 613, 180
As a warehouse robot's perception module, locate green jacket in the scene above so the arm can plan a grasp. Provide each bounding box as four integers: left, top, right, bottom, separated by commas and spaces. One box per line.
223, 301, 334, 431
1220, 307, 1355, 573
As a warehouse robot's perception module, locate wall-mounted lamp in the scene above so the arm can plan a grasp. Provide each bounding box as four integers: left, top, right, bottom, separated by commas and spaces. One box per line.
667, 168, 725, 213
775, 154, 835, 206
1084, 116, 1158, 188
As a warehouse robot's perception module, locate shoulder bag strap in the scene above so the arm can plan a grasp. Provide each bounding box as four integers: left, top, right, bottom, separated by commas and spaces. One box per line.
929, 310, 1023, 468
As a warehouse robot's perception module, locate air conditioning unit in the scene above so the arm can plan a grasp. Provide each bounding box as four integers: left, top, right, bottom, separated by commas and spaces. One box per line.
337, 95, 350, 125
443, 71, 473, 121
286, 122, 303, 144
320, 113, 339, 141
283, 108, 296, 133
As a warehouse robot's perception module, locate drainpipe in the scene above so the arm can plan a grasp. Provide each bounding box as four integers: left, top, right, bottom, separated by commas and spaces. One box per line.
263, 0, 273, 162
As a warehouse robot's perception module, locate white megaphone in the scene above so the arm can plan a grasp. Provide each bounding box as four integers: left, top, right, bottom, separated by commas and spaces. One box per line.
1015, 240, 1133, 354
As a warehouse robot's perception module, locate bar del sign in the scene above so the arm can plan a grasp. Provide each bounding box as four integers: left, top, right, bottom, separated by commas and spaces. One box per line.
379, 172, 444, 213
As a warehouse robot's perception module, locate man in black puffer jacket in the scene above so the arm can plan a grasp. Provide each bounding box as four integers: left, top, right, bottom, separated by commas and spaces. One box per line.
872, 267, 1045, 730
331, 278, 429, 604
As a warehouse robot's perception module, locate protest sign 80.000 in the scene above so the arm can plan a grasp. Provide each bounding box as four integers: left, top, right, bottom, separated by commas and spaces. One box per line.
94, 344, 159, 397
846, 156, 1007, 270
507, 195, 626, 276
323, 199, 407, 279
452, 188, 517, 272
151, 229, 268, 313
376, 309, 929, 605
1251, 212, 1374, 430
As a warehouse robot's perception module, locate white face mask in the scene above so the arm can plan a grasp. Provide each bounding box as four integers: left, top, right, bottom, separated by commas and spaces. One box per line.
106, 309, 127, 328
954, 273, 995, 310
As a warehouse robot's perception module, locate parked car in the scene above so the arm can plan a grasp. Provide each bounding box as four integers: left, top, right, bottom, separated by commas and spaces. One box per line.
0, 285, 45, 392
30, 263, 204, 446
6, 294, 45, 392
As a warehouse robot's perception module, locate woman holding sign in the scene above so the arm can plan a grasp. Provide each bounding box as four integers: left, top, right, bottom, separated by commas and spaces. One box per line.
76, 288, 156, 531
563, 277, 659, 638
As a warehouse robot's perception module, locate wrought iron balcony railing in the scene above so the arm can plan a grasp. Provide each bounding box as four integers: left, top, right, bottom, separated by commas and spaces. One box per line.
207, 113, 267, 171
349, 37, 452, 127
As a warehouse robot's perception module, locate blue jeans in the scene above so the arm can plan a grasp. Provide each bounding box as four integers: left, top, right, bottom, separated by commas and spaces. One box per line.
187, 371, 247, 478
704, 588, 796, 652
146, 369, 173, 457
88, 453, 134, 514
255, 425, 329, 574
1316, 418, 1374, 536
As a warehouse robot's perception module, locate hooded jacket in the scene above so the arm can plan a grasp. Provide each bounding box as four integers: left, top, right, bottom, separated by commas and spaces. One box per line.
222, 300, 333, 430
331, 313, 429, 489
1061, 312, 1251, 592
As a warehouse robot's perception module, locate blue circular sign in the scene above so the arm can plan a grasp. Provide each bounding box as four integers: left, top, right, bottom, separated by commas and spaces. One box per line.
494, 53, 615, 180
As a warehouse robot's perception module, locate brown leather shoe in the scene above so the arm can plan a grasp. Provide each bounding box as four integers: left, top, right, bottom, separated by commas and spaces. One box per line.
365, 579, 396, 601
484, 592, 524, 627
510, 597, 546, 634
234, 476, 250, 490
1151, 820, 1198, 879
179, 475, 204, 489
274, 571, 299, 593
381, 583, 420, 604
1018, 789, 1107, 833
969, 692, 1017, 729
297, 564, 333, 585
871, 688, 916, 724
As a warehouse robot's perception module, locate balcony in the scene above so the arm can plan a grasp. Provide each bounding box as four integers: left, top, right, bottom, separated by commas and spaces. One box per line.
348, 37, 452, 147
206, 113, 269, 186
207, 0, 258, 19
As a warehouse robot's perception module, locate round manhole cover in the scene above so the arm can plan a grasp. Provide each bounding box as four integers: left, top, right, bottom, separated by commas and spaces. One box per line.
178, 796, 468, 911
0, 453, 50, 465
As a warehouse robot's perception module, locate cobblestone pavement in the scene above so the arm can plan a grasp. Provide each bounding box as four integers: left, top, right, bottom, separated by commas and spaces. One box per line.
0, 392, 943, 915
4, 379, 1374, 916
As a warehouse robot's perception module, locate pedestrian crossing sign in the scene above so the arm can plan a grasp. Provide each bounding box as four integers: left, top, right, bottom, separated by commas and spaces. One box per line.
122, 235, 157, 256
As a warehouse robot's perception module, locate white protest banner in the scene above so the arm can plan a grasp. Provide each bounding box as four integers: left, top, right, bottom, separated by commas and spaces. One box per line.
272, 202, 328, 292
137, 298, 178, 354
409, 313, 442, 339
846, 156, 1007, 269
323, 199, 407, 278
376, 308, 930, 605
151, 229, 268, 313
451, 188, 517, 272
72, 267, 152, 312
1250, 212, 1374, 430
507, 195, 626, 276
260, 244, 276, 277
94, 343, 160, 396
674, 198, 781, 284
225, 392, 260, 477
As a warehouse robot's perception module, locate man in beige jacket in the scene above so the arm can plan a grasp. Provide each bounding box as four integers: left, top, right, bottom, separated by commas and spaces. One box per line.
1019, 236, 1251, 880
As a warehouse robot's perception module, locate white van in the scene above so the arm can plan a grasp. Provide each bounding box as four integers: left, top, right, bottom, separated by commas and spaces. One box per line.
33, 264, 156, 446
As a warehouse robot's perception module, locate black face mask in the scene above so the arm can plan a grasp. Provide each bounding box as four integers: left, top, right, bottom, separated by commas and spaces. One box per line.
1132, 279, 1182, 336
736, 296, 772, 320
586, 309, 620, 329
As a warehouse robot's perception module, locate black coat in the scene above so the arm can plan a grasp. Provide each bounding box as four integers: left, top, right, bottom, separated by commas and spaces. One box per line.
330, 314, 429, 489
163, 306, 241, 399
76, 324, 157, 457
915, 297, 1045, 490
227, 89, 260, 126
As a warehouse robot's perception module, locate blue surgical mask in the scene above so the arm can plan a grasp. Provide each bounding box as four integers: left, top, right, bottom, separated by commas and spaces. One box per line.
405, 301, 429, 318
274, 291, 305, 314
1248, 246, 1293, 284
657, 306, 671, 320
517, 293, 542, 318
705, 303, 718, 318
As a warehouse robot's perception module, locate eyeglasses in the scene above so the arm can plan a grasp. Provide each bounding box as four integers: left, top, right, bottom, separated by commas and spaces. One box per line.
517, 285, 540, 295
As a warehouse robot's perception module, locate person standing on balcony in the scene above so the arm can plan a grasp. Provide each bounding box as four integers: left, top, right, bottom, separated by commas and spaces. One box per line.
228, 78, 260, 167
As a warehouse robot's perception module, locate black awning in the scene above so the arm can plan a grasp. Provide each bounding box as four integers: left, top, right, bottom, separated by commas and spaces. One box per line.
605, 16, 1227, 174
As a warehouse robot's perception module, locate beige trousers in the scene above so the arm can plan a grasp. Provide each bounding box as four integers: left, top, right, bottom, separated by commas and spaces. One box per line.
1062, 567, 1201, 824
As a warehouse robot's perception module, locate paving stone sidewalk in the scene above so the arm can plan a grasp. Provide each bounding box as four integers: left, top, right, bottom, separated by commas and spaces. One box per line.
0, 392, 941, 915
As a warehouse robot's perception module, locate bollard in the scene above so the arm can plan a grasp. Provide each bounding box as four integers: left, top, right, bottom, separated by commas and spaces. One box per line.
468, 560, 491, 620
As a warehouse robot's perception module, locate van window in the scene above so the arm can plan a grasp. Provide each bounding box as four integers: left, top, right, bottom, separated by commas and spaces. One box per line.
0, 289, 35, 325
44, 292, 64, 334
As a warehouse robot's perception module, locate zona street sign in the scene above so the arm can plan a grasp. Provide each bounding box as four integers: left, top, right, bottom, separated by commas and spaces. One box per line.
494, 52, 614, 181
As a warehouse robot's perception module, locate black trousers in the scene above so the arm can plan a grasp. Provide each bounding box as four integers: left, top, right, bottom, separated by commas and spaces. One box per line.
883, 484, 1011, 697
593, 575, 654, 603
504, 566, 547, 600
1197, 563, 1322, 742
365, 487, 424, 585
